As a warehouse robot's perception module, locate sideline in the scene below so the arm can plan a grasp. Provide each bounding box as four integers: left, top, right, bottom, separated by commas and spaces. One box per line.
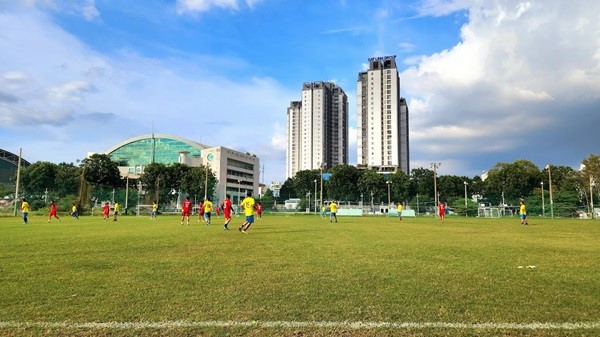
1, 320, 599, 330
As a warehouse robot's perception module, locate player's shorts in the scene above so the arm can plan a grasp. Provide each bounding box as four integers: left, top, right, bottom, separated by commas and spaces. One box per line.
398, 212, 402, 217
245, 215, 254, 224
520, 214, 527, 220
151, 210, 157, 216
204, 212, 211, 219
49, 211, 57, 216
22, 212, 28, 217
330, 212, 336, 217
182, 210, 190, 216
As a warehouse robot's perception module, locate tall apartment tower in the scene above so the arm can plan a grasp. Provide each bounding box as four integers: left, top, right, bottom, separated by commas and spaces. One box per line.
357, 56, 410, 175
286, 81, 348, 179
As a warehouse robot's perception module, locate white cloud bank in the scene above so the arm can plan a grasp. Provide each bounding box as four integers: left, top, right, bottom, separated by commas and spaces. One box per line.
401, 0, 600, 175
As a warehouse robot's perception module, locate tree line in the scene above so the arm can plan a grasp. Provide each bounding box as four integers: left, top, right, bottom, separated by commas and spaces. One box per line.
274, 155, 600, 217
7, 153, 600, 217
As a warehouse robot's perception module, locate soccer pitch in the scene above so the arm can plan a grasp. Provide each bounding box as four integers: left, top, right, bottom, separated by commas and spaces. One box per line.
1, 214, 599, 336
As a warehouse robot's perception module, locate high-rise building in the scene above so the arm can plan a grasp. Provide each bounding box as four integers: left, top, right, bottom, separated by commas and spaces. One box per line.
286, 81, 348, 179
357, 56, 410, 174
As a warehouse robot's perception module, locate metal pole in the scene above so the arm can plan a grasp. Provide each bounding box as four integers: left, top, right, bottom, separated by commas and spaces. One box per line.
464, 181, 468, 217
314, 179, 317, 214
591, 176, 595, 219
386, 181, 391, 206
125, 175, 129, 213
541, 181, 545, 217
13, 148, 22, 217
319, 163, 323, 211
547, 165, 554, 218
430, 163, 441, 214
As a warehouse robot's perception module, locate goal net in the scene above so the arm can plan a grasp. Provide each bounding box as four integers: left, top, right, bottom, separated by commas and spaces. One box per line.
478, 207, 502, 218
136, 204, 155, 216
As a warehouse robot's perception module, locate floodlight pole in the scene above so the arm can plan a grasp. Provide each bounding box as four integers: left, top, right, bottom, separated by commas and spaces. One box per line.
548, 166, 553, 218
590, 176, 595, 220
314, 179, 317, 214
13, 148, 22, 217
464, 181, 468, 217
541, 181, 545, 217
430, 162, 441, 213
386, 181, 391, 206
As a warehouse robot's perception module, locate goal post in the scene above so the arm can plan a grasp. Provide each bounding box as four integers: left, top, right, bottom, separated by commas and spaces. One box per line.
136, 204, 154, 217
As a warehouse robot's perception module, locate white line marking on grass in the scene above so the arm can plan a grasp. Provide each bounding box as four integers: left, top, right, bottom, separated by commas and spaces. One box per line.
1, 321, 599, 330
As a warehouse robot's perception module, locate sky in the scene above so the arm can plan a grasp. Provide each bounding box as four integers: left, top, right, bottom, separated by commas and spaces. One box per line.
1, 0, 599, 183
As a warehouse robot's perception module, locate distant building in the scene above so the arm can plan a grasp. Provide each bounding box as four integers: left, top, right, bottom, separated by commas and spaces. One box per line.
104, 134, 259, 204
287, 81, 349, 178
0, 149, 30, 188
357, 56, 410, 175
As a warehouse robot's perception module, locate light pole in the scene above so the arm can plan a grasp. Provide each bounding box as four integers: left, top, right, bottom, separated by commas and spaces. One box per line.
546, 164, 554, 218
237, 179, 242, 205
386, 180, 391, 206
314, 179, 317, 214
370, 191, 374, 214
541, 181, 545, 217
112, 188, 115, 204
360, 193, 364, 207
430, 163, 441, 212
306, 192, 311, 213
590, 176, 595, 219
319, 163, 324, 212
464, 181, 468, 217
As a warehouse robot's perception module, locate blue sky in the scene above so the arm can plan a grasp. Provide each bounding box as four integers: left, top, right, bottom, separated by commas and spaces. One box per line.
1, 0, 599, 184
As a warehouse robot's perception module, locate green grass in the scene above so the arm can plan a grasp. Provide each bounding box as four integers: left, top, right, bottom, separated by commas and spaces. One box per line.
1, 214, 599, 336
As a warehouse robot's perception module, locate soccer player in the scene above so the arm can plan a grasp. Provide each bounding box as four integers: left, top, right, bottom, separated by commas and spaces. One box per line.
222, 194, 233, 230
256, 202, 263, 219
151, 201, 158, 220
71, 203, 80, 219
48, 200, 60, 222
113, 202, 120, 221
397, 202, 403, 221
21, 198, 29, 224
181, 197, 192, 225
239, 191, 255, 233
438, 202, 446, 223
203, 197, 213, 225
519, 199, 528, 226
321, 205, 326, 218
197, 200, 204, 222
329, 200, 338, 223
102, 202, 110, 220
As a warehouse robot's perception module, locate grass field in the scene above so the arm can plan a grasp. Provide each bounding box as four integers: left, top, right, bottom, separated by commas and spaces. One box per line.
1, 213, 599, 336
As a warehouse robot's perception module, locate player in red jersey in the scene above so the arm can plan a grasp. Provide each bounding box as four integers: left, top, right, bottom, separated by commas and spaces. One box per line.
438, 201, 446, 223
181, 196, 192, 225
47, 200, 60, 222
221, 194, 233, 230
197, 201, 204, 222
256, 202, 263, 219
102, 202, 110, 220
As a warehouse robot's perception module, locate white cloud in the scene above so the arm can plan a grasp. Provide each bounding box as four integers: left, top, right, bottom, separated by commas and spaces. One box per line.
402, 0, 600, 175
175, 0, 264, 14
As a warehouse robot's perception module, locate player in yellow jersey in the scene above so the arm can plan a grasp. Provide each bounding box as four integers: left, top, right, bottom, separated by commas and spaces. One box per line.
203, 197, 213, 225
519, 199, 528, 226
397, 202, 403, 221
329, 200, 338, 223
151, 201, 158, 220
239, 191, 255, 233
113, 202, 120, 222
21, 198, 30, 224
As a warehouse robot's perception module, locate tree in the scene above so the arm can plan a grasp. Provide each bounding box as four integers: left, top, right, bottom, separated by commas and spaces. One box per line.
278, 178, 295, 201
180, 165, 217, 200
19, 161, 57, 196
357, 169, 385, 203
485, 160, 542, 205
293, 170, 320, 198
327, 165, 361, 201
83, 154, 122, 187
389, 170, 410, 203
409, 168, 435, 205
438, 175, 470, 200
54, 162, 81, 197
